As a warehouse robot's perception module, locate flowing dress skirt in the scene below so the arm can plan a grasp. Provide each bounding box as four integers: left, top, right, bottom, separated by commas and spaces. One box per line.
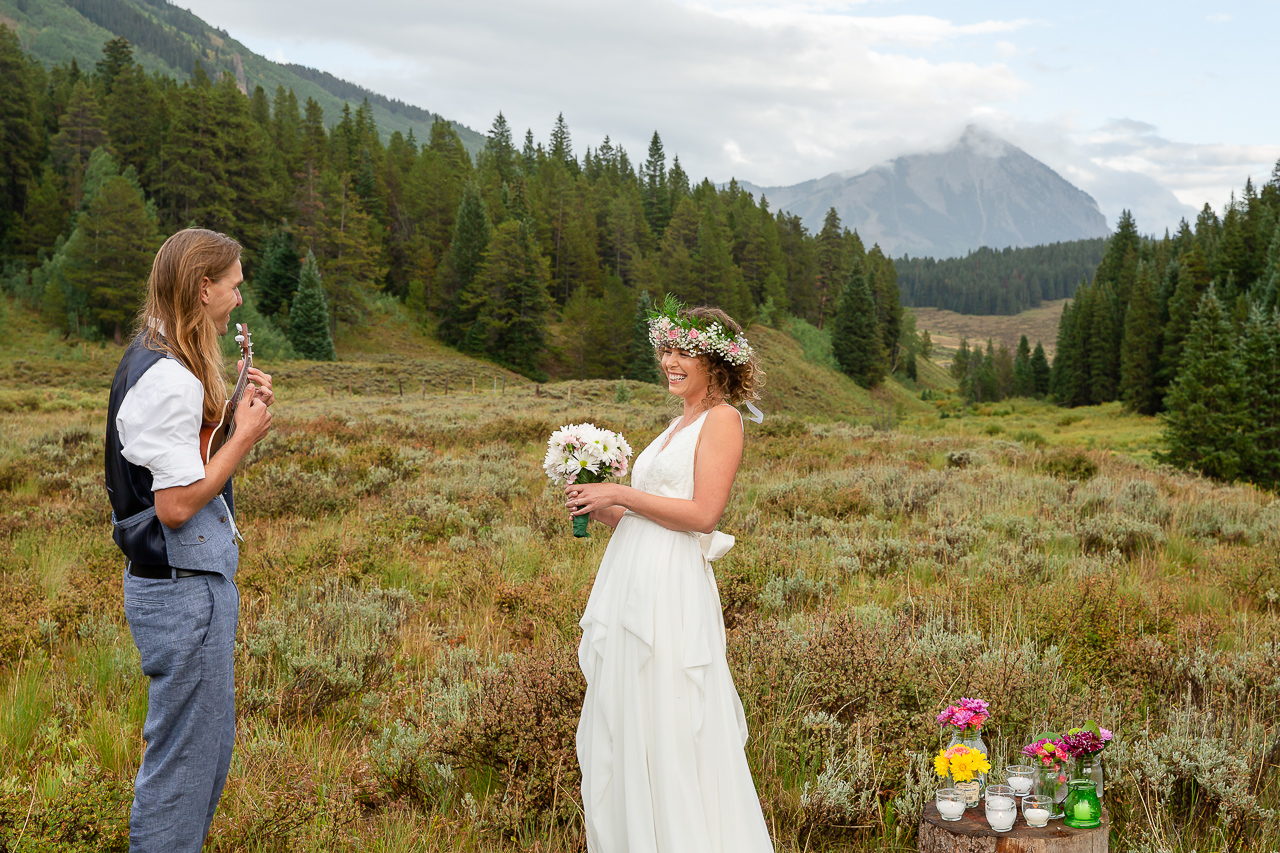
577, 512, 774, 853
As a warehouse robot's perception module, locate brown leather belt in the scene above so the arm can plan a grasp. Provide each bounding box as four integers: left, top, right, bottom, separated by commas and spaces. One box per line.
128, 563, 217, 579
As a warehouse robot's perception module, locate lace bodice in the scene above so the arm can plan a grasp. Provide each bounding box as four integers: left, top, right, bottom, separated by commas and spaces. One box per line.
630, 409, 712, 499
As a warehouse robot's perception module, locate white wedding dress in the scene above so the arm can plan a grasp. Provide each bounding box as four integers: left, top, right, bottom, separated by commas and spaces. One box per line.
577, 406, 775, 853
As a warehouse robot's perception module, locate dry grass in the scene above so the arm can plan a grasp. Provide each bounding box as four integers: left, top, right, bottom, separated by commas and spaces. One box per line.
0, 295, 1276, 851
914, 298, 1069, 364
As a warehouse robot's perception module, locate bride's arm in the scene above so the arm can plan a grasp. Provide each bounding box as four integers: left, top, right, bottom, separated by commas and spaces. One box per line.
565, 407, 743, 534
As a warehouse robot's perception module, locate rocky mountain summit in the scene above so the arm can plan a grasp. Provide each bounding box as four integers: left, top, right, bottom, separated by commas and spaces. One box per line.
739, 126, 1111, 258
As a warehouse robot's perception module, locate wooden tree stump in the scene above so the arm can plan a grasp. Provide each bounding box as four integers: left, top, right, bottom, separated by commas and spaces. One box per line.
918, 802, 1108, 853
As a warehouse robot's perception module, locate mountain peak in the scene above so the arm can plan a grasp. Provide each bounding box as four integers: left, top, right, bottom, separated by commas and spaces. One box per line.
957, 124, 1009, 159
738, 129, 1109, 258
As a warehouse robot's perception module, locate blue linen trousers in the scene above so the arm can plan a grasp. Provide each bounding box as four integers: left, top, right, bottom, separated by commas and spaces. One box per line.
122, 499, 240, 853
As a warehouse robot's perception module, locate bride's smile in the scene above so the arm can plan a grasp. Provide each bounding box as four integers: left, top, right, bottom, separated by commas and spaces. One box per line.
661, 348, 710, 401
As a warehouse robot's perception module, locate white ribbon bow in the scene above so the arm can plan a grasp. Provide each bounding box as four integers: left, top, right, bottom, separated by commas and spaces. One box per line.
693, 530, 735, 562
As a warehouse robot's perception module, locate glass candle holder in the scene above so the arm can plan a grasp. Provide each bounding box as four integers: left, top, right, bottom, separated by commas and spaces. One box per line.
1005, 764, 1035, 797
1063, 778, 1103, 828
936, 788, 966, 821
984, 785, 1017, 832
1022, 795, 1053, 827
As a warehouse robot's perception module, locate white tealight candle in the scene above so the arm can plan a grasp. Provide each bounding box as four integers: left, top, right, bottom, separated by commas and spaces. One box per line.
1009, 777, 1033, 795
1025, 807, 1050, 827
938, 799, 966, 819
986, 796, 1015, 810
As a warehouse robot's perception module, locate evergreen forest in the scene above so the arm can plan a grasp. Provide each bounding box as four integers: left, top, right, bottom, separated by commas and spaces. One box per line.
894, 238, 1105, 315
1050, 191, 1280, 488
0, 27, 905, 386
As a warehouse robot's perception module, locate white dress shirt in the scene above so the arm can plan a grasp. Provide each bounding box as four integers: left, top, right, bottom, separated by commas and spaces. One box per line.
116, 358, 208, 491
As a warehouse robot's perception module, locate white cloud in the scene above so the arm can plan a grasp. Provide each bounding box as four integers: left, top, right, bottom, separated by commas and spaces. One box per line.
180, 0, 1272, 238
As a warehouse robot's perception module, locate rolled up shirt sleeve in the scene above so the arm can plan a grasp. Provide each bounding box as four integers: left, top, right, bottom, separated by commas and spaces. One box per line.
116, 359, 209, 491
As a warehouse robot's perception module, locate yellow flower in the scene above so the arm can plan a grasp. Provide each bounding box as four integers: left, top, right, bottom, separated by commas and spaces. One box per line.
933, 745, 992, 783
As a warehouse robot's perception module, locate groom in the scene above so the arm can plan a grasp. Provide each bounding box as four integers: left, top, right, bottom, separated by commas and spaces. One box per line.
105, 228, 273, 852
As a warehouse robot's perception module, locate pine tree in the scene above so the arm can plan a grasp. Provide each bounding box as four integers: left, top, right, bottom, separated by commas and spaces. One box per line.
813, 208, 850, 329
1237, 306, 1280, 488
0, 23, 44, 253
1030, 342, 1051, 396
457, 219, 553, 378
287, 252, 337, 360
1013, 334, 1034, 397
256, 229, 301, 318
438, 180, 492, 342
1119, 262, 1161, 414
1159, 286, 1245, 481
549, 113, 575, 172
641, 131, 670, 238
1160, 243, 1213, 388
481, 111, 517, 188
50, 81, 108, 208
625, 290, 663, 384
831, 262, 885, 388
95, 36, 134, 93
63, 174, 160, 344
1086, 282, 1118, 403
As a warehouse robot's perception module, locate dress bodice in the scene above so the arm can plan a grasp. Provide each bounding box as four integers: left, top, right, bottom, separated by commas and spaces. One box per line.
630, 410, 711, 500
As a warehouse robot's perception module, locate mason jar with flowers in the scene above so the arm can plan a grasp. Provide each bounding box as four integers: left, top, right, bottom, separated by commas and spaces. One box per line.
1061, 722, 1112, 799
933, 744, 991, 809
937, 698, 991, 799
1021, 735, 1071, 819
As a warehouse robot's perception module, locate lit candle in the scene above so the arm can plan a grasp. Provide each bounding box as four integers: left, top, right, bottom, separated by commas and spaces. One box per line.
1074, 799, 1094, 821
986, 796, 1015, 811
986, 804, 1016, 831
938, 799, 966, 819
1009, 777, 1033, 795
1025, 808, 1050, 827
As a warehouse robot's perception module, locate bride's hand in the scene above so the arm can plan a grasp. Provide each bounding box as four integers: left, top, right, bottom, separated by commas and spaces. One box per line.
565, 483, 619, 517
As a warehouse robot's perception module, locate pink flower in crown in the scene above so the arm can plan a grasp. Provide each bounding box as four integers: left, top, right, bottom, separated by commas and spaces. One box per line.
667, 329, 679, 340
688, 328, 699, 339
729, 343, 740, 354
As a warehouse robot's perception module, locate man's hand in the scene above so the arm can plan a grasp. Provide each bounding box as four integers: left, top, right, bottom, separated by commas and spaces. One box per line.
238, 360, 274, 407
231, 387, 272, 448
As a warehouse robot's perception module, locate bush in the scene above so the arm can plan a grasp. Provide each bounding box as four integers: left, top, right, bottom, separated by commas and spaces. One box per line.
240, 580, 415, 719
1040, 450, 1099, 481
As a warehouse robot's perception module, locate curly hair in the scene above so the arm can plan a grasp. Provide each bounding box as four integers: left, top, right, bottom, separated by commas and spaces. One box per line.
654, 305, 764, 408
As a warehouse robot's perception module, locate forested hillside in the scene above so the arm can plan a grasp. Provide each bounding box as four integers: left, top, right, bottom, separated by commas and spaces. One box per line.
0, 0, 485, 149
1050, 185, 1280, 488
895, 238, 1106, 315
0, 27, 908, 386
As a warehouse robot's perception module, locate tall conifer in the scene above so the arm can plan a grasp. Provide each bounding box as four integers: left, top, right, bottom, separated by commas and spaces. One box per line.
1119, 262, 1161, 414
1159, 287, 1245, 480
288, 252, 337, 360
831, 263, 885, 388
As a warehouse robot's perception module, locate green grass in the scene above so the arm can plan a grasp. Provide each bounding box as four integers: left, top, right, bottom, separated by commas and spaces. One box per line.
0, 292, 1277, 851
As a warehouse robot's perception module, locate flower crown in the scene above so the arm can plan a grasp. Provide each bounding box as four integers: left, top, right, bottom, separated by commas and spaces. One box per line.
647, 295, 754, 366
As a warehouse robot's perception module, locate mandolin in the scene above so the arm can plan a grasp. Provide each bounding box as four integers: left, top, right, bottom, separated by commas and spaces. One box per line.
199, 323, 254, 463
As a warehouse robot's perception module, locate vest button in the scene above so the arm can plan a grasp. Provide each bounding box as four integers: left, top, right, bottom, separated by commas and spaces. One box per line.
198, 535, 205, 542
220, 516, 227, 523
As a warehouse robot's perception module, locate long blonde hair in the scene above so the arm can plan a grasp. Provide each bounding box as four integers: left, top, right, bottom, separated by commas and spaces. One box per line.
136, 228, 242, 424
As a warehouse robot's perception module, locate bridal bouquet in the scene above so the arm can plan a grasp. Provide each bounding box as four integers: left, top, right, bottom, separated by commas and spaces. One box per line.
544, 423, 633, 538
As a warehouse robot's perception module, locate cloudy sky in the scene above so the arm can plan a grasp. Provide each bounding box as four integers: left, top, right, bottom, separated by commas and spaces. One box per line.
185, 0, 1279, 233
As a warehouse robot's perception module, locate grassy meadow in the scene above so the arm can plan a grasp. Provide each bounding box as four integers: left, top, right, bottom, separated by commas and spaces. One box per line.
0, 300, 1278, 852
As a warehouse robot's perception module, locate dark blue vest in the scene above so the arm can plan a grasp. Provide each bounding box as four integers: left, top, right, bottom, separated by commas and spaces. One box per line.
104, 337, 234, 567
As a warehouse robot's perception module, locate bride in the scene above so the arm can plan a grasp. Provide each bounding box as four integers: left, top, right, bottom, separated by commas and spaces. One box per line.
565, 299, 774, 853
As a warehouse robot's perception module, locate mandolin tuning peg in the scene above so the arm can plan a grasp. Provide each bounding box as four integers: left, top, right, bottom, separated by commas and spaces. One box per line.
235, 335, 244, 344
236, 323, 243, 332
